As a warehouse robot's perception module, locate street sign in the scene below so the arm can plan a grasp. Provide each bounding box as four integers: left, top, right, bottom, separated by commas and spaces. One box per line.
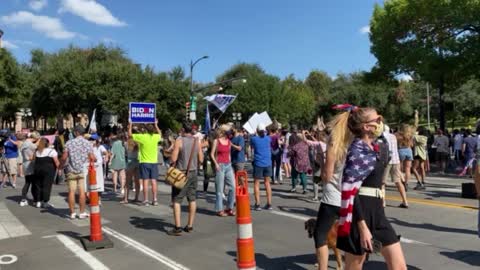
129, 102, 156, 123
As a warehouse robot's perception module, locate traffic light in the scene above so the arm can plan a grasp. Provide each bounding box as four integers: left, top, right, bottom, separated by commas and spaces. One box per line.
190, 96, 197, 111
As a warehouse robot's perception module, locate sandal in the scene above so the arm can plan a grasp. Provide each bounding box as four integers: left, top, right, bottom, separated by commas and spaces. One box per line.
183, 226, 194, 233
225, 209, 235, 216
217, 211, 228, 217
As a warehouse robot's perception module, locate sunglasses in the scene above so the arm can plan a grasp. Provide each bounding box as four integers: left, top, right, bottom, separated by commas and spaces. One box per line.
364, 116, 383, 124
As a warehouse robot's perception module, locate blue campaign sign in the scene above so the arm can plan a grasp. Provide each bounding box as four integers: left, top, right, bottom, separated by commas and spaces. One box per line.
129, 102, 156, 123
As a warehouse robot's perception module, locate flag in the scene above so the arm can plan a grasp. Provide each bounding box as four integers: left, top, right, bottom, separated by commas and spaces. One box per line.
204, 105, 211, 135
88, 109, 97, 132
204, 94, 237, 112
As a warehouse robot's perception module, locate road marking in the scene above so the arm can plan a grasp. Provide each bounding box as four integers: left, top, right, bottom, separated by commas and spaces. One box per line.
47, 234, 109, 270
386, 195, 478, 211
0, 202, 31, 240
102, 226, 190, 270
0, 254, 18, 265
269, 209, 431, 246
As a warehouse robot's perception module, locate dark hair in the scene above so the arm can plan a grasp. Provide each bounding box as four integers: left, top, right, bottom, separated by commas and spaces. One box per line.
74, 125, 85, 135
418, 127, 428, 136
183, 121, 193, 134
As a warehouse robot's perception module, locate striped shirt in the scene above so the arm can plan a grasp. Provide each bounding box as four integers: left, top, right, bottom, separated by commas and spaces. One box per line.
384, 133, 400, 165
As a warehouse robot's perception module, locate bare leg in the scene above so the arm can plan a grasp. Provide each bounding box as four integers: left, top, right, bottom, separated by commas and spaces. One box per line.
381, 242, 407, 270
134, 172, 140, 201
151, 179, 158, 203
316, 245, 330, 270
119, 169, 126, 193
395, 182, 408, 206
112, 170, 118, 193
123, 169, 131, 202
264, 177, 272, 205
403, 160, 412, 185
11, 174, 17, 186
173, 202, 181, 227
412, 160, 421, 183
420, 161, 426, 184
78, 185, 86, 213
142, 179, 149, 202
254, 180, 261, 205
344, 252, 366, 270
187, 201, 196, 227
68, 190, 76, 214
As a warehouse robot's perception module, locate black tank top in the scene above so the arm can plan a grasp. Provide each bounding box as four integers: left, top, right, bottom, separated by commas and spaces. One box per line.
361, 138, 389, 189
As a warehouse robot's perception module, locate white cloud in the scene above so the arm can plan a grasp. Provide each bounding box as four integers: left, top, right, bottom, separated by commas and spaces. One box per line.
360, 25, 370, 34
1, 11, 76, 39
59, 0, 126, 27
2, 40, 19, 49
29, 0, 48, 11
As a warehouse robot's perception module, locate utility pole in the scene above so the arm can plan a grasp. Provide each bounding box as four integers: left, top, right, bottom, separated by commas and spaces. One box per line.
427, 82, 431, 130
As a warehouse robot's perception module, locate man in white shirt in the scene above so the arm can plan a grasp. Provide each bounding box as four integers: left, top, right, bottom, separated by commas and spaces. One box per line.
382, 125, 409, 208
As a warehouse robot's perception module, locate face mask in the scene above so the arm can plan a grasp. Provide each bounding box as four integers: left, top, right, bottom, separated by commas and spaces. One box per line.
370, 122, 384, 138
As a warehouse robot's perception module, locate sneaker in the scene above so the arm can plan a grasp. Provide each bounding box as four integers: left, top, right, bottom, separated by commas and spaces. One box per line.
12, 184, 16, 189
290, 188, 296, 193
254, 204, 262, 211
265, 204, 273, 210
120, 189, 125, 195
167, 227, 183, 236
143, 201, 150, 207
399, 203, 409, 209
302, 190, 307, 195
183, 226, 193, 233
309, 198, 319, 203
35, 201, 42, 208
19, 199, 28, 207
70, 213, 77, 219
151, 200, 158, 206
78, 212, 89, 219
413, 183, 423, 190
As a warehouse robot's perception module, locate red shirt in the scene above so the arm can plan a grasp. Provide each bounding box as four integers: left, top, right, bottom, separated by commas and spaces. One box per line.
216, 139, 231, 164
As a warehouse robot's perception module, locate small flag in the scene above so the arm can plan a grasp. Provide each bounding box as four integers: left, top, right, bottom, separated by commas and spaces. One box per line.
88, 109, 97, 132
204, 105, 211, 135
204, 94, 237, 113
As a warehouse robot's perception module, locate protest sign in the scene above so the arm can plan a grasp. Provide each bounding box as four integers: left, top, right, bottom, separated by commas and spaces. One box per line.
129, 102, 156, 123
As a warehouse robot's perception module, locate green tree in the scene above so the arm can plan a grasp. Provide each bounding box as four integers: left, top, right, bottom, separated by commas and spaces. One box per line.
370, 0, 480, 130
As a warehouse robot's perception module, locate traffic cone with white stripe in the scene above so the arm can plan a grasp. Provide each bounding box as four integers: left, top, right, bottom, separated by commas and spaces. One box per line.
235, 170, 256, 270
80, 160, 113, 251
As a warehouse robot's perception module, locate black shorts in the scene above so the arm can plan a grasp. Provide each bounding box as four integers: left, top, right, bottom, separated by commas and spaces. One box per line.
171, 173, 197, 203
314, 203, 340, 248
337, 196, 399, 255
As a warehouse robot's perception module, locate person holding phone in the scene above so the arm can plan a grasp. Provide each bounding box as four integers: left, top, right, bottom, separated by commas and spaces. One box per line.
333, 105, 406, 270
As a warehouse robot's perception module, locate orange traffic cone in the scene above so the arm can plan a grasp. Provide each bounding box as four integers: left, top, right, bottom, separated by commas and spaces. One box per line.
235, 170, 256, 270
80, 160, 113, 251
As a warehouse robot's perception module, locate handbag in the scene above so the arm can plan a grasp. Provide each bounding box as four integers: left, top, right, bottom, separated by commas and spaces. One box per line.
166, 138, 196, 189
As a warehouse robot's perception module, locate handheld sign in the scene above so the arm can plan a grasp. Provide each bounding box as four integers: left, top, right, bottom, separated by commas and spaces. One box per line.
129, 102, 156, 123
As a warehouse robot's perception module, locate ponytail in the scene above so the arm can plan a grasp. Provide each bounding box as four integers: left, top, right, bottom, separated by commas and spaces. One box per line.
328, 111, 354, 163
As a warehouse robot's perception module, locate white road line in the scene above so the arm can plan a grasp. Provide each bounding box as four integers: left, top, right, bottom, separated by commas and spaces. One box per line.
269, 209, 431, 246
102, 226, 190, 270
0, 202, 31, 240
49, 234, 110, 270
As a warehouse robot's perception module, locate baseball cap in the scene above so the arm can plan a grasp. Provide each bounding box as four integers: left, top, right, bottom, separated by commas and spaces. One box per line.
257, 123, 267, 132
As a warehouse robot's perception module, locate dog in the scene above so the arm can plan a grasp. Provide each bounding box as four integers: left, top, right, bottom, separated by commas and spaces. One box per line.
305, 218, 342, 270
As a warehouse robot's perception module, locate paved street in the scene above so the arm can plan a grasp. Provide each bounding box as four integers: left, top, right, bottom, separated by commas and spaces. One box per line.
0, 168, 478, 270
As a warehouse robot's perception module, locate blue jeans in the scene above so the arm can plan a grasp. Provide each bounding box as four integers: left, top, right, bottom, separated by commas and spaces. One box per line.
215, 163, 235, 212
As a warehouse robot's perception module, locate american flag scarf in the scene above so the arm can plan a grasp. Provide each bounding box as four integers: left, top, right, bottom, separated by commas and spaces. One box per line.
338, 139, 377, 236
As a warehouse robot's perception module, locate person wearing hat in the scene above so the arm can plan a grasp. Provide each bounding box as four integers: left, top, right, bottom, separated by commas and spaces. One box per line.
60, 125, 95, 219
250, 123, 273, 211
19, 131, 41, 207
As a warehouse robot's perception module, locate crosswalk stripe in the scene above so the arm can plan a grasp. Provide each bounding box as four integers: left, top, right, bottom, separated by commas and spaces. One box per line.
0, 202, 31, 240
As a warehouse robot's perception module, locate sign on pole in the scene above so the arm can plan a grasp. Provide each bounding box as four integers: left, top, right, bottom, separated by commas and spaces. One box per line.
129, 102, 156, 123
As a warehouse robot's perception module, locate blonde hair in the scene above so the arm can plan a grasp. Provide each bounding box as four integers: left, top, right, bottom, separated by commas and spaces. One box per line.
327, 107, 376, 162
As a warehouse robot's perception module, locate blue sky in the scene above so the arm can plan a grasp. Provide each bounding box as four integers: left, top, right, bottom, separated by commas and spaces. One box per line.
1, 0, 381, 82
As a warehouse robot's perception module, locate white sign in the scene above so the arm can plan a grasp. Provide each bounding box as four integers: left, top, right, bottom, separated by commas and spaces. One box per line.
243, 112, 272, 134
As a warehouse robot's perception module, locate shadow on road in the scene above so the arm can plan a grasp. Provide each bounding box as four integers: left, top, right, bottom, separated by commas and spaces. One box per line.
364, 260, 422, 270
388, 217, 478, 235
226, 251, 315, 270
439, 250, 480, 267
129, 216, 172, 233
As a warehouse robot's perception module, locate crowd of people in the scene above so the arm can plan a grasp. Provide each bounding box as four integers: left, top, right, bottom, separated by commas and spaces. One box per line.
1, 107, 480, 270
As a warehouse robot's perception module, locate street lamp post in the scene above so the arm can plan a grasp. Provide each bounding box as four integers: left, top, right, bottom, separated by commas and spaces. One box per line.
0, 29, 4, 48
189, 55, 209, 121
19, 108, 32, 129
